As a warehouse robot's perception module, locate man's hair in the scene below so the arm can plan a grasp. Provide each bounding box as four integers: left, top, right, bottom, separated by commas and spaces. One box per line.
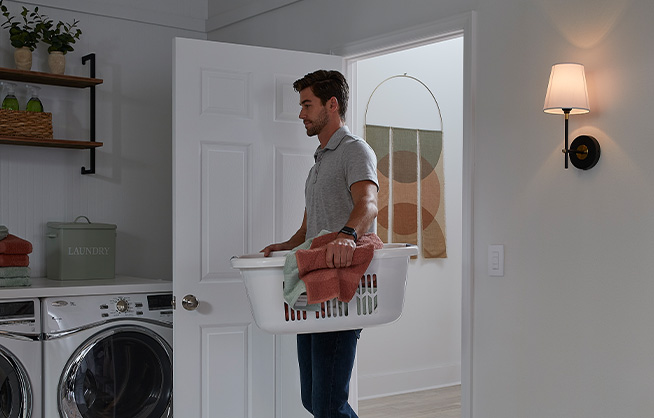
293, 70, 349, 120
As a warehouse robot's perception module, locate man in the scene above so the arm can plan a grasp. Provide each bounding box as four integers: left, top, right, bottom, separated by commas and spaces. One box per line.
262, 70, 378, 417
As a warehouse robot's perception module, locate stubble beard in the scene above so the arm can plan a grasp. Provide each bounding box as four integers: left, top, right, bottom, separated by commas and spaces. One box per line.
305, 108, 329, 137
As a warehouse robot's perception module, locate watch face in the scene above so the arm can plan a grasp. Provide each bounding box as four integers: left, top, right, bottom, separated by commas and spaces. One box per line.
340, 227, 357, 240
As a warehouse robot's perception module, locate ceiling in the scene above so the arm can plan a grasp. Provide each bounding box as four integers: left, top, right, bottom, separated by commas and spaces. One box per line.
206, 0, 301, 31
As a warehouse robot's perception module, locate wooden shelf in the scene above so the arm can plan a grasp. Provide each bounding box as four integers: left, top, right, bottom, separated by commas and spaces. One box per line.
0, 136, 102, 149
0, 66, 102, 88
0, 54, 102, 173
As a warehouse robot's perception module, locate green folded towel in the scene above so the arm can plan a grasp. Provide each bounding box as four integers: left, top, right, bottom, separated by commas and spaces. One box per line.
0, 267, 30, 278
283, 235, 317, 311
0, 277, 30, 287
0, 225, 7, 241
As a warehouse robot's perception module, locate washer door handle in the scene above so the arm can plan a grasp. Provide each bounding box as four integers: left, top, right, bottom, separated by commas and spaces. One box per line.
182, 294, 199, 311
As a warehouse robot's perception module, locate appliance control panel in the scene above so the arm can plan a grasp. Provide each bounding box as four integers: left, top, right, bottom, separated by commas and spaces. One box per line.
43, 293, 173, 333
0, 298, 40, 335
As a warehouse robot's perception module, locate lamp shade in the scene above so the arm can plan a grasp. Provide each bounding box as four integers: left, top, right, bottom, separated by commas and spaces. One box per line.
543, 63, 590, 115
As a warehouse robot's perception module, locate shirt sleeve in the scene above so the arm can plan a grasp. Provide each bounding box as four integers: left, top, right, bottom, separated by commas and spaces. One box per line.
343, 139, 379, 191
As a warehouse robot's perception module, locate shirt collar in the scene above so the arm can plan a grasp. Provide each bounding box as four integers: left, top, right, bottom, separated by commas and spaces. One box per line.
314, 126, 351, 160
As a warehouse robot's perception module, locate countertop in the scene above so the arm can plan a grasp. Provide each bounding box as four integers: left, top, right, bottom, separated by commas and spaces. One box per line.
0, 275, 172, 299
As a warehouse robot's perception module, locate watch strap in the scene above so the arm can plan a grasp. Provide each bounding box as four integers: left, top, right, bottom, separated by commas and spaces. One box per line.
339, 226, 358, 241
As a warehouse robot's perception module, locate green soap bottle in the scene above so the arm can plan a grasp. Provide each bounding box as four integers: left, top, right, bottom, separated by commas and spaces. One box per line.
26, 85, 43, 112
1, 82, 19, 111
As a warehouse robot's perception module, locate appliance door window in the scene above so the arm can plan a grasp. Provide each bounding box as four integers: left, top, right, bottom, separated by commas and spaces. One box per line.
0, 344, 31, 418
59, 325, 172, 418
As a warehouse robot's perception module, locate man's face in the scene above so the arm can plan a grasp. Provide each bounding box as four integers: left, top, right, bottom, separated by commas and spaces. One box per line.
299, 88, 329, 137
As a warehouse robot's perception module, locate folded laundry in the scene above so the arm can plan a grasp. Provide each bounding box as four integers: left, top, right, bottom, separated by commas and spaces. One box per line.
0, 254, 29, 267
0, 234, 33, 254
0, 225, 7, 240
0, 277, 30, 287
295, 231, 383, 305
0, 266, 30, 278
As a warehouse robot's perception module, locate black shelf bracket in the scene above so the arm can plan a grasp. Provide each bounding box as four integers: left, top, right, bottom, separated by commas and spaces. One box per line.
81, 53, 96, 174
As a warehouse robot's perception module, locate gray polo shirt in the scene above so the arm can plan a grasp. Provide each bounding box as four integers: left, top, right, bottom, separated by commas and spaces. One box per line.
305, 126, 379, 239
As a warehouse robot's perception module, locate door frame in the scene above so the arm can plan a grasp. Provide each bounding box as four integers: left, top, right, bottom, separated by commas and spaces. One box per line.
333, 11, 476, 418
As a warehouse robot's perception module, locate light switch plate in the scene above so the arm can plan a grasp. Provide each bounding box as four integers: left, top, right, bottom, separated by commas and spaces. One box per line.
488, 244, 504, 277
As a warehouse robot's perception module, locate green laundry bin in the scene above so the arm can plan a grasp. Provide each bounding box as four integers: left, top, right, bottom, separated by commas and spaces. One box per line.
46, 216, 117, 280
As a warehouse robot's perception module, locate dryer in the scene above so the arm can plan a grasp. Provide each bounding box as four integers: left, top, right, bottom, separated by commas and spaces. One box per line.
0, 297, 42, 418
42, 292, 173, 418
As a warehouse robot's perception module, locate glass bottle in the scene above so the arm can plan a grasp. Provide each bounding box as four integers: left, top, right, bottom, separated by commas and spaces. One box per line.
1, 82, 20, 111
26, 85, 43, 112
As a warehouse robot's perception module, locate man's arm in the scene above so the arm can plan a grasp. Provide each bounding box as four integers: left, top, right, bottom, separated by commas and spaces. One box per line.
341, 180, 379, 237
261, 211, 307, 257
325, 180, 378, 268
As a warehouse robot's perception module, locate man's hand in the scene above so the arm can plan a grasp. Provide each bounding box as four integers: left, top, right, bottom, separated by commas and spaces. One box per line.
261, 212, 308, 257
325, 235, 356, 268
261, 242, 291, 257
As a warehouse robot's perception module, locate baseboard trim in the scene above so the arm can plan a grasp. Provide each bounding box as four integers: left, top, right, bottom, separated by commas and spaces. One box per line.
358, 363, 461, 400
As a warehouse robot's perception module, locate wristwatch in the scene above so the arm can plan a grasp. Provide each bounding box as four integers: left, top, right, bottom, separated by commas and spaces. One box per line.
339, 226, 358, 241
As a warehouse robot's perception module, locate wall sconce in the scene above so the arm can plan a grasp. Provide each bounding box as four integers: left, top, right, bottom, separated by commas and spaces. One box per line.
543, 63, 600, 170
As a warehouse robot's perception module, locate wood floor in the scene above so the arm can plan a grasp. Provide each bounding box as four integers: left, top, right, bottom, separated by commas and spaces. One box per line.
358, 385, 461, 418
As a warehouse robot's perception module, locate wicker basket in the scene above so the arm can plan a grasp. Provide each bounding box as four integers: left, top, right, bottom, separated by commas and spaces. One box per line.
0, 109, 53, 138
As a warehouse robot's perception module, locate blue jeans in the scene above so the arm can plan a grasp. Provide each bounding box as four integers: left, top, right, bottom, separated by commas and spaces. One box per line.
297, 330, 361, 417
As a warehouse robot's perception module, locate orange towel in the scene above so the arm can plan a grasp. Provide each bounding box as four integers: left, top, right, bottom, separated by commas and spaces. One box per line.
0, 254, 29, 267
296, 232, 383, 305
0, 234, 33, 255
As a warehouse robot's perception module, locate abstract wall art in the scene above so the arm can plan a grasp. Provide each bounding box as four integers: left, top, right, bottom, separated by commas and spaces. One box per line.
364, 74, 446, 258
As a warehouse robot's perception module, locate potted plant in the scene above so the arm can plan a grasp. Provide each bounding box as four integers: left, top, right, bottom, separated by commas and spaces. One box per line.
0, 1, 43, 70
39, 16, 82, 74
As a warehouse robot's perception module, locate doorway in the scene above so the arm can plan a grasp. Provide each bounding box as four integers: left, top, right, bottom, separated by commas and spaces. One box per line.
172, 12, 475, 417
350, 37, 464, 400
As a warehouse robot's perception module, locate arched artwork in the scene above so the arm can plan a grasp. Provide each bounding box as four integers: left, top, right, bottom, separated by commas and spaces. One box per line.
364, 75, 446, 258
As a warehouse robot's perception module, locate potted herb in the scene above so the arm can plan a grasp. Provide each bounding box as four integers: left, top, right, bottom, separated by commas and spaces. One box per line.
0, 1, 43, 70
39, 16, 81, 74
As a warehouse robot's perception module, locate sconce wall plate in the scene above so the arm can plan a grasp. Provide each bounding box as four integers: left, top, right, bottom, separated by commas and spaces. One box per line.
568, 135, 600, 170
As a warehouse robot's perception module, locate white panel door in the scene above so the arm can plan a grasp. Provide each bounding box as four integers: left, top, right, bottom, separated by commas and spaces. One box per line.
173, 38, 343, 417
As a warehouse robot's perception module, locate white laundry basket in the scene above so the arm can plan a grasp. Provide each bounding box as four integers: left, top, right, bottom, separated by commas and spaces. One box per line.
231, 243, 418, 334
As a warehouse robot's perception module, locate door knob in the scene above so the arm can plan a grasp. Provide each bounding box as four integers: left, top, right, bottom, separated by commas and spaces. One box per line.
182, 294, 199, 311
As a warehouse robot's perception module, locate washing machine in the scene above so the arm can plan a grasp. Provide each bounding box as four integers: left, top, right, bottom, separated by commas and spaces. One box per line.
42, 292, 173, 418
0, 297, 42, 418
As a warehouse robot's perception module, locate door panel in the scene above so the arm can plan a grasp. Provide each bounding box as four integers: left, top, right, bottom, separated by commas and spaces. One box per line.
173, 38, 343, 417
201, 143, 248, 279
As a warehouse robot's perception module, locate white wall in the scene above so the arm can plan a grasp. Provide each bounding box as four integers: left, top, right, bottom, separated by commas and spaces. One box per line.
472, 1, 654, 417
209, 0, 654, 417
0, 1, 204, 280
352, 38, 463, 398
